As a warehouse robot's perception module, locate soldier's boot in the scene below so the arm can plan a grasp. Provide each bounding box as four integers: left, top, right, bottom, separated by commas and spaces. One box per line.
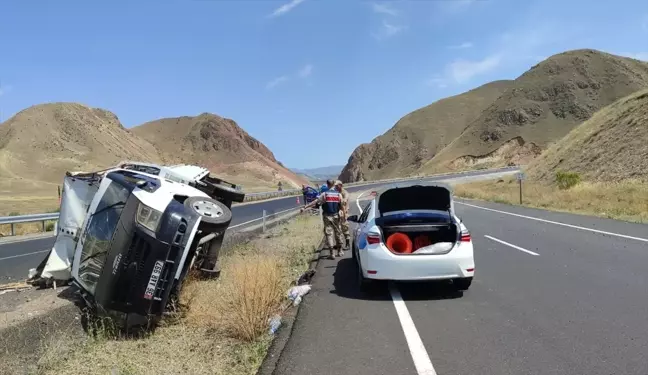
336, 246, 344, 258
345, 236, 351, 250
328, 248, 336, 260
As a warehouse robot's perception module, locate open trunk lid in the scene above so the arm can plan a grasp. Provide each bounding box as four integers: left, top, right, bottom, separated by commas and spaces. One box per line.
374, 182, 459, 255
376, 182, 454, 216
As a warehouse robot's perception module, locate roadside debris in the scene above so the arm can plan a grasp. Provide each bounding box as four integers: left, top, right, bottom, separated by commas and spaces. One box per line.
287, 285, 312, 307
297, 269, 316, 285
268, 315, 282, 335
0, 282, 31, 295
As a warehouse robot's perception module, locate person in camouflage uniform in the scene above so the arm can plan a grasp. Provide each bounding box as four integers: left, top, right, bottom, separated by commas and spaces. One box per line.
300, 180, 345, 259
335, 180, 351, 249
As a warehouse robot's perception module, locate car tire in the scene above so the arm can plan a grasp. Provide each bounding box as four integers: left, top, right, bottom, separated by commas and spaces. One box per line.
453, 277, 472, 291
356, 259, 375, 293
184, 196, 232, 230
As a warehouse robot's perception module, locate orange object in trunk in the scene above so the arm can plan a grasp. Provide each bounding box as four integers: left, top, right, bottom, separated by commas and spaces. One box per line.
413, 235, 432, 250
386, 232, 413, 254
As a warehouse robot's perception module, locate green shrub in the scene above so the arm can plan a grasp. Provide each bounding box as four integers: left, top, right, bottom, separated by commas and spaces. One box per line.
555, 171, 581, 190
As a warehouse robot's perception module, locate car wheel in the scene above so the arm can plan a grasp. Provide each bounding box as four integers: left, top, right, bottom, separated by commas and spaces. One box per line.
356, 260, 374, 293
453, 277, 472, 291
184, 196, 232, 230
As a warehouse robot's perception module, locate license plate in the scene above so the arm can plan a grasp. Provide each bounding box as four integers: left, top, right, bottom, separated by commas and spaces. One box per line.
143, 260, 164, 300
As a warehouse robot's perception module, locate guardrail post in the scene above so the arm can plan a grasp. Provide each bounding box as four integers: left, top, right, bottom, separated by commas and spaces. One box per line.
42, 220, 46, 232
10, 223, 15, 236
262, 210, 266, 232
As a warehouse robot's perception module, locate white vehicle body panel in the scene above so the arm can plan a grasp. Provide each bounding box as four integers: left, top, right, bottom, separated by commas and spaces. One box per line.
354, 185, 475, 282
33, 162, 212, 284
38, 175, 100, 281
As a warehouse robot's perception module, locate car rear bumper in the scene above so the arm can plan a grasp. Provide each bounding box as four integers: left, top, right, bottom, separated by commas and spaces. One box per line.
361, 242, 475, 281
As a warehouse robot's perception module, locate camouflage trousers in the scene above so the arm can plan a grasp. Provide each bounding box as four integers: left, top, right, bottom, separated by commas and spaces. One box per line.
339, 211, 350, 244
322, 213, 345, 250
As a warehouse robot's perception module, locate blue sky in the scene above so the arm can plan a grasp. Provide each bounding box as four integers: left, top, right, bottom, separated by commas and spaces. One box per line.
1, 0, 647, 169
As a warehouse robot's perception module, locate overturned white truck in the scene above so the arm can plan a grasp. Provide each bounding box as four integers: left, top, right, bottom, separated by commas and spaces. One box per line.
30, 161, 245, 329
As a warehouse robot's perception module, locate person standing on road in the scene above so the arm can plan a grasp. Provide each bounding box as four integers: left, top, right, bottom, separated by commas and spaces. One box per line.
300, 180, 345, 259
335, 180, 351, 249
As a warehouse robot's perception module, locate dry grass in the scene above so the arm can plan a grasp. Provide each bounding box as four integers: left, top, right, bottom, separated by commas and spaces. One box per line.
36, 214, 323, 375
453, 177, 648, 223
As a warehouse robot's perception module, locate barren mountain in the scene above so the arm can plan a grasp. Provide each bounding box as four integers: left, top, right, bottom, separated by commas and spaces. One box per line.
131, 114, 308, 190
0, 104, 307, 215
0, 103, 164, 183
420, 49, 648, 173
527, 88, 648, 182
340, 49, 648, 182
339, 80, 513, 182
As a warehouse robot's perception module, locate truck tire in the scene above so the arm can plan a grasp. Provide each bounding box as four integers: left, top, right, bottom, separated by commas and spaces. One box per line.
214, 184, 246, 203
184, 196, 232, 230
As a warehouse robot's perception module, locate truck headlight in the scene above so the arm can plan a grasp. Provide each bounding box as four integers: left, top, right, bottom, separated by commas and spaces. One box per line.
136, 203, 162, 232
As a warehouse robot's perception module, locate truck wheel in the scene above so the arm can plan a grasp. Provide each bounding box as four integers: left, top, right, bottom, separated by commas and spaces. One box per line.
211, 184, 246, 203
184, 196, 232, 229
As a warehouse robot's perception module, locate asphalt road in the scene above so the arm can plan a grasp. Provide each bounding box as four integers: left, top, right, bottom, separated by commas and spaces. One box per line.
0, 168, 518, 283
271, 195, 648, 375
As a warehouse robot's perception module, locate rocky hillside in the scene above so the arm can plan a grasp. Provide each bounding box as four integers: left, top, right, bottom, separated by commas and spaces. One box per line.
0, 103, 163, 183
132, 114, 308, 190
527, 88, 648, 182
0, 104, 306, 214
339, 80, 513, 182
422, 49, 648, 173
340, 49, 648, 182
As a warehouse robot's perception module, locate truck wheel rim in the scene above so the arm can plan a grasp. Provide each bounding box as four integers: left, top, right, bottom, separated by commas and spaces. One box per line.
193, 200, 223, 218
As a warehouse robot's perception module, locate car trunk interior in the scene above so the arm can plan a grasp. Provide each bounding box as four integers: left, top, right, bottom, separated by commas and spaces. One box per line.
376, 185, 458, 255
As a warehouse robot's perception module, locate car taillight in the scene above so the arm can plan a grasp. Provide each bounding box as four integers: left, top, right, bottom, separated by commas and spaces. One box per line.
367, 233, 381, 244
460, 230, 471, 242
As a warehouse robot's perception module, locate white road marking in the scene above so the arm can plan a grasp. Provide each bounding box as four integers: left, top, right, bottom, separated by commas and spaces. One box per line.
458, 202, 648, 243
0, 249, 50, 261
355, 190, 367, 212
485, 235, 540, 256
389, 284, 438, 375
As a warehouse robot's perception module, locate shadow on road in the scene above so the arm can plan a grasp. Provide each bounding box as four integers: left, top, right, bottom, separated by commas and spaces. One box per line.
331, 258, 464, 302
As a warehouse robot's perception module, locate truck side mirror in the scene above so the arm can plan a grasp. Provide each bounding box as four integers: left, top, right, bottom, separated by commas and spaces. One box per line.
347, 215, 359, 223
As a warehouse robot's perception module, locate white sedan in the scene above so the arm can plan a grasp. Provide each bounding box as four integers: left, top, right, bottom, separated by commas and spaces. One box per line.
347, 182, 475, 292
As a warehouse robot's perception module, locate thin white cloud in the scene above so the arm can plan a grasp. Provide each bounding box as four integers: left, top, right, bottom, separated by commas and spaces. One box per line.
0, 84, 13, 96
372, 2, 398, 16
382, 21, 404, 36
427, 78, 448, 89
266, 64, 314, 90
429, 21, 562, 88
372, 20, 406, 40
268, 0, 306, 18
448, 55, 501, 83
298, 64, 313, 78
266, 76, 289, 90
448, 42, 473, 50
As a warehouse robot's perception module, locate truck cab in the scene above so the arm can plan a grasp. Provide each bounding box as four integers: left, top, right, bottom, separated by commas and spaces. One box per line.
31, 161, 245, 330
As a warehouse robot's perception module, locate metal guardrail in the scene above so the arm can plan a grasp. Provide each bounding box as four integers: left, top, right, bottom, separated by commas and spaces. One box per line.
0, 213, 59, 236
0, 166, 520, 236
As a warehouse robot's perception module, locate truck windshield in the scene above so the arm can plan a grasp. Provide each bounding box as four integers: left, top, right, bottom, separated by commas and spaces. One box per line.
77, 180, 131, 294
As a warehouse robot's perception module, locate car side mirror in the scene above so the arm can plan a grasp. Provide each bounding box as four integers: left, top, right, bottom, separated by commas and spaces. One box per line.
347, 215, 359, 223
